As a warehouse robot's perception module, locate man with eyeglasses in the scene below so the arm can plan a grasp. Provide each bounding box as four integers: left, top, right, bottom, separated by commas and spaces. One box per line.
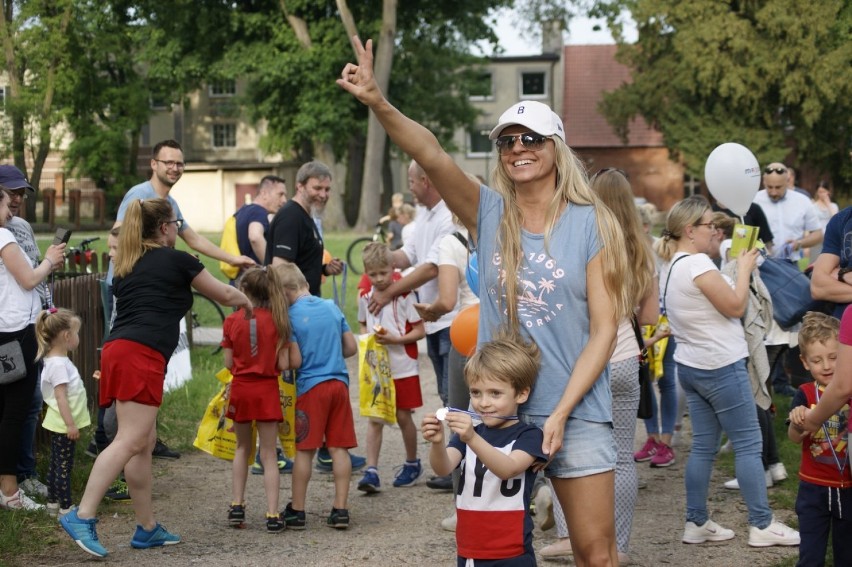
0, 165, 51, 502
107, 140, 254, 461
753, 162, 823, 397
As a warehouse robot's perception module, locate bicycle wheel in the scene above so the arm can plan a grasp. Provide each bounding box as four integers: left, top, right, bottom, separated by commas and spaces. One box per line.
190, 292, 226, 355
346, 236, 375, 275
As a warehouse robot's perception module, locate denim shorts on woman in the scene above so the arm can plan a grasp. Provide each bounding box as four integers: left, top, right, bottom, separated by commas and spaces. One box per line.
520, 414, 616, 478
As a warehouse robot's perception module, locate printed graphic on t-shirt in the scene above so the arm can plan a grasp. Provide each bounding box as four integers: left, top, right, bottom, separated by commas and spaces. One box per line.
807, 401, 850, 464
491, 251, 566, 328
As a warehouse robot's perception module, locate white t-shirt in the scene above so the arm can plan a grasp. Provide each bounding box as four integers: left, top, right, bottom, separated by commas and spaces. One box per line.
661, 252, 748, 369
41, 356, 91, 434
437, 230, 478, 314
753, 189, 821, 261
401, 200, 455, 334
0, 228, 40, 330
358, 288, 421, 379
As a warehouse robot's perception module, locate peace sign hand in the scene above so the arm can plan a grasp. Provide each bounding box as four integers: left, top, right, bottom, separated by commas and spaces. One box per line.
336, 36, 383, 107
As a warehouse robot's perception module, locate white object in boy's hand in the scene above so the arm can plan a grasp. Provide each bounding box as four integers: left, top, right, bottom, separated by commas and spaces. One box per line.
436, 407, 449, 421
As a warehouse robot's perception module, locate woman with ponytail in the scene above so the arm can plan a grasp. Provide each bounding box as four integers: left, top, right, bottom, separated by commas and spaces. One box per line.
60, 198, 252, 558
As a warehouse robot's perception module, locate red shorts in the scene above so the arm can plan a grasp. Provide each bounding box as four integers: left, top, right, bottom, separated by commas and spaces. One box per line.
227, 375, 283, 423
99, 339, 167, 408
394, 375, 422, 410
295, 380, 357, 451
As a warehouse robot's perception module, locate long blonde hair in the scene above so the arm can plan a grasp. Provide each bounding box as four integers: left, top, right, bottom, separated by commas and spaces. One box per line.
491, 137, 631, 335
238, 267, 291, 350
34, 308, 80, 360
591, 170, 654, 306
114, 198, 173, 277
654, 195, 711, 262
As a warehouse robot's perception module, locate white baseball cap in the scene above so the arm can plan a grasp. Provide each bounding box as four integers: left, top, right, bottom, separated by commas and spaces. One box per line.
489, 101, 565, 142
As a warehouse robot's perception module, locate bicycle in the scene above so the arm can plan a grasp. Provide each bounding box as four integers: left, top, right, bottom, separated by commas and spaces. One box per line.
64, 236, 100, 274
189, 291, 226, 355
346, 222, 388, 275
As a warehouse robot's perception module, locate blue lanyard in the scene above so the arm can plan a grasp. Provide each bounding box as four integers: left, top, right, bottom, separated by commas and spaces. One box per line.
437, 406, 518, 422
332, 263, 347, 310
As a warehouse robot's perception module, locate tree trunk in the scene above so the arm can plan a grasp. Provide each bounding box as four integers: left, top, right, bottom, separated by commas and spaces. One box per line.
353, 0, 397, 231
314, 143, 346, 231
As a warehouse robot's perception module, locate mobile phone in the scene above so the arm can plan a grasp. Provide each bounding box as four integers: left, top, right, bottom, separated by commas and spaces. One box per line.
52, 227, 72, 245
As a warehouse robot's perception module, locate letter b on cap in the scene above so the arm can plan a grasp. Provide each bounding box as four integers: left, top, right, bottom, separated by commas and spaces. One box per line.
517, 106, 525, 115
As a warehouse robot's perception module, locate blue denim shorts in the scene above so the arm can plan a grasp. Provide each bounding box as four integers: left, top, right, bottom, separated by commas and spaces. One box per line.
520, 414, 616, 478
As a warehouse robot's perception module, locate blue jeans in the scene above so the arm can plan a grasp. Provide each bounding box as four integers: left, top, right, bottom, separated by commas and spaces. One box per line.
644, 335, 678, 436
426, 327, 451, 405
796, 481, 852, 567
678, 358, 772, 529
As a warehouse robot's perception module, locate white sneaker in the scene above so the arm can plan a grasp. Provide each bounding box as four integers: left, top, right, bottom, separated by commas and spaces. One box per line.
682, 519, 735, 543
19, 477, 48, 498
0, 488, 45, 511
769, 463, 788, 482
723, 470, 773, 490
748, 519, 800, 547
440, 511, 457, 532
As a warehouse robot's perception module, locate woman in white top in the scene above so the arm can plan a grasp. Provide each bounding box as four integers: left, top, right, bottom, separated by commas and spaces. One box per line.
0, 189, 65, 510
656, 195, 798, 547
810, 181, 838, 259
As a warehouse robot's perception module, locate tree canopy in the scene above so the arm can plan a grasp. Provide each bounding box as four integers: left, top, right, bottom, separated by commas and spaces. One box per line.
597, 0, 852, 190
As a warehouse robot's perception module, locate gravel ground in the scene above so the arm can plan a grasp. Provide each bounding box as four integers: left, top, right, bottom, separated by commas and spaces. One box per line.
23, 353, 799, 567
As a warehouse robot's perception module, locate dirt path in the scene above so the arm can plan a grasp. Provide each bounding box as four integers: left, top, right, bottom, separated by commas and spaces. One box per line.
26, 354, 799, 567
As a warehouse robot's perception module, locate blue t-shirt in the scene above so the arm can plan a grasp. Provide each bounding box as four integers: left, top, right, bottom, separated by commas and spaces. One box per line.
234, 203, 269, 264
288, 295, 351, 395
476, 184, 611, 422
821, 206, 852, 318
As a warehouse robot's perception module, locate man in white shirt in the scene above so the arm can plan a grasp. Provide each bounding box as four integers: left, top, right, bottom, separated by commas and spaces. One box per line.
753, 162, 822, 396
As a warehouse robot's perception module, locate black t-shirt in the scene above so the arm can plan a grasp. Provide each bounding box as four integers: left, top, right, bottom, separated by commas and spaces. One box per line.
265, 200, 324, 296
107, 247, 204, 360
234, 203, 269, 264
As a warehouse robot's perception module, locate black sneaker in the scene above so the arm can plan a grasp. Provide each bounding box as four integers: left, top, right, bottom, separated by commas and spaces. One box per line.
327, 507, 349, 529
228, 504, 245, 528
85, 440, 108, 459
266, 513, 286, 533
104, 479, 131, 502
282, 503, 306, 530
152, 438, 180, 460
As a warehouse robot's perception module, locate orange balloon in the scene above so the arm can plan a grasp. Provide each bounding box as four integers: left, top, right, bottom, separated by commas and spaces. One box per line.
450, 304, 480, 356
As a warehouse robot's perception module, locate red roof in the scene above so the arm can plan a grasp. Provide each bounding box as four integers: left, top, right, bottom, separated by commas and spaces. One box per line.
563, 45, 664, 148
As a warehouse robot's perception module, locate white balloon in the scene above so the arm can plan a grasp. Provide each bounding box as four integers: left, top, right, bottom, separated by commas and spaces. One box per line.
704, 143, 761, 216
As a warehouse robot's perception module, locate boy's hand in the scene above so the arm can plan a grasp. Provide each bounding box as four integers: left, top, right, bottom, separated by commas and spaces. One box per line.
92, 370, 101, 380
421, 413, 445, 444
66, 425, 79, 441
375, 331, 399, 346
444, 412, 475, 443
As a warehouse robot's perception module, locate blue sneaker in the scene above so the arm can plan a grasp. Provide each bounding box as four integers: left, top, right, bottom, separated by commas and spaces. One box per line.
59, 507, 108, 558
392, 459, 423, 487
316, 448, 366, 473
357, 468, 381, 493
251, 448, 293, 475
130, 523, 181, 549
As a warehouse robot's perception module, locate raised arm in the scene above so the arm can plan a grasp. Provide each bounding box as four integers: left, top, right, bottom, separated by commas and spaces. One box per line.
337, 37, 480, 237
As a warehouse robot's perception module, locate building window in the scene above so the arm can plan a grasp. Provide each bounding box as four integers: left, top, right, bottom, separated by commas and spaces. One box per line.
467, 128, 492, 157
209, 80, 236, 98
469, 71, 493, 101
684, 174, 701, 197
520, 71, 547, 98
0, 87, 5, 111
213, 123, 236, 148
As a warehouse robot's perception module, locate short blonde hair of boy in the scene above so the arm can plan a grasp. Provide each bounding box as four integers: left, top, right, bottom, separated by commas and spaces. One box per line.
271, 262, 308, 292
798, 311, 840, 355
464, 334, 541, 394
362, 242, 393, 272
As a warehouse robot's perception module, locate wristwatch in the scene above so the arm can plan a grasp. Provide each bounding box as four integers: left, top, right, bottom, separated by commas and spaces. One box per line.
838, 266, 852, 282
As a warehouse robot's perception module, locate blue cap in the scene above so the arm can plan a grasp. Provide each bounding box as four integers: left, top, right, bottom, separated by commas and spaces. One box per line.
0, 165, 34, 192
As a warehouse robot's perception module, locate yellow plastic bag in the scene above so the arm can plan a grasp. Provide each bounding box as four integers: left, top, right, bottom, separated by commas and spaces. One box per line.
358, 334, 396, 425
277, 370, 296, 459
193, 368, 255, 464
643, 315, 670, 381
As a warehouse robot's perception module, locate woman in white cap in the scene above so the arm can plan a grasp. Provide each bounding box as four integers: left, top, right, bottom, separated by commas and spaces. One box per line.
339, 38, 630, 566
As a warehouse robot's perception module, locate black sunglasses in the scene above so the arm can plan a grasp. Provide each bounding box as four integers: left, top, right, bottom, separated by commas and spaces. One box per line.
764, 166, 787, 175
494, 133, 550, 155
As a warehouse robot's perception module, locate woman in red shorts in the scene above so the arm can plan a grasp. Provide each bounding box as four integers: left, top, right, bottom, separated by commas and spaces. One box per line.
60, 198, 252, 558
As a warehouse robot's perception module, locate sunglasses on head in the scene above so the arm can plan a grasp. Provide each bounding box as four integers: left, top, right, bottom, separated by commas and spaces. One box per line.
494, 132, 550, 155
764, 166, 787, 175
